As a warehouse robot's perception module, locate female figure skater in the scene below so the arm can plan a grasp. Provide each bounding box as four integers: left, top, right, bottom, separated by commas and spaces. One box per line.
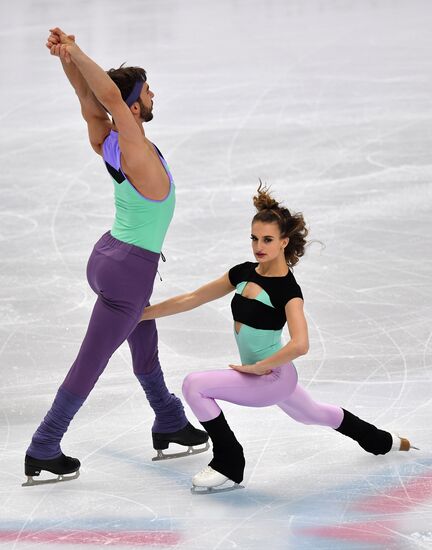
23, 29, 208, 486
141, 184, 414, 492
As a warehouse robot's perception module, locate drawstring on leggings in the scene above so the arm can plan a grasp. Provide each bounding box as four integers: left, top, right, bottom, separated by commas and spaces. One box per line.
157, 251, 167, 282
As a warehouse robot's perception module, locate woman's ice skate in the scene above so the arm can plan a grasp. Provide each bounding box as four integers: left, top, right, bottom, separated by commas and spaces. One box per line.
191, 465, 244, 494
391, 434, 419, 452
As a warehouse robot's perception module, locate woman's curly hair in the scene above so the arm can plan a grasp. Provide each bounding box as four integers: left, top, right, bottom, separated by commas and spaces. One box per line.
252, 181, 308, 268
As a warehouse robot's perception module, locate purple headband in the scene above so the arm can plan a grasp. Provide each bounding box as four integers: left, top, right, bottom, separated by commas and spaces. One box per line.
125, 78, 145, 107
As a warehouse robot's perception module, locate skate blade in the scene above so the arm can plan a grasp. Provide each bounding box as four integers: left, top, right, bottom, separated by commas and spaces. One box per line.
399, 437, 420, 452
394, 435, 420, 452
22, 470, 80, 487
191, 483, 244, 495
152, 441, 210, 461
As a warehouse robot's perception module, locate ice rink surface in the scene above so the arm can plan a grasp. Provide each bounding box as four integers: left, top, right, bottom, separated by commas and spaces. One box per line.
1, 0, 432, 548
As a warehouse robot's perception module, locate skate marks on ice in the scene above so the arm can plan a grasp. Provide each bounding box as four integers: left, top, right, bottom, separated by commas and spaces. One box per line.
3, 437, 431, 549
288, 457, 432, 549
9, 447, 186, 547
100, 445, 238, 495
94, 442, 432, 539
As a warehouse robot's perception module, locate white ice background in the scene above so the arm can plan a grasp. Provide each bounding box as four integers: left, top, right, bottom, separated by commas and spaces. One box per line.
1, 1, 432, 549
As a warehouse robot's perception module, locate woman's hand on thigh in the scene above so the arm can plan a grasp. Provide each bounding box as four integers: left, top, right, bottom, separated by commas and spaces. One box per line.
229, 363, 272, 376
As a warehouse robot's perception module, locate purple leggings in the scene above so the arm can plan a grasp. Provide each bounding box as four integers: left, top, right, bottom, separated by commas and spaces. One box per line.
28, 232, 186, 460
182, 363, 344, 428
63, 232, 163, 394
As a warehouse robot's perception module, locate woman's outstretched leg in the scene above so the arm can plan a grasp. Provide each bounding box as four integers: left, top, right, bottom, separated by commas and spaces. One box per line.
277, 383, 344, 428
335, 409, 412, 454
278, 383, 413, 455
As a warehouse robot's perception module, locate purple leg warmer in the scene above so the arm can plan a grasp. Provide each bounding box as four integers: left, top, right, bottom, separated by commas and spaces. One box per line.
27, 387, 85, 460
130, 318, 187, 433
135, 369, 187, 433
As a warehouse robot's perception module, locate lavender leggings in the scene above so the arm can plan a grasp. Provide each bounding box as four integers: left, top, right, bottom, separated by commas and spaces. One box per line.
182, 363, 344, 428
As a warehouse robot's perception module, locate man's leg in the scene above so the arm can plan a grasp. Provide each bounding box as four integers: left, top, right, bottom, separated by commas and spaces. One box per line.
27, 293, 140, 462
128, 318, 208, 456
25, 235, 151, 481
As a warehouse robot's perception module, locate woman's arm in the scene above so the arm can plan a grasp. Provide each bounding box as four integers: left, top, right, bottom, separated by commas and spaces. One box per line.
141, 274, 234, 321
230, 297, 309, 375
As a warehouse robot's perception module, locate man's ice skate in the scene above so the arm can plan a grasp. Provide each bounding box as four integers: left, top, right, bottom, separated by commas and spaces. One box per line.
152, 421, 209, 461
191, 465, 244, 494
22, 453, 80, 487
391, 434, 419, 452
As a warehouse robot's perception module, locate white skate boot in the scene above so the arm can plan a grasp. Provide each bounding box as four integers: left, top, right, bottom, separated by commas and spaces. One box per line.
191, 466, 244, 494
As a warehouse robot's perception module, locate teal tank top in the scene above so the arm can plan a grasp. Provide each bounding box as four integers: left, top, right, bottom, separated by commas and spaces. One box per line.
102, 131, 175, 253
228, 262, 304, 365
233, 282, 283, 364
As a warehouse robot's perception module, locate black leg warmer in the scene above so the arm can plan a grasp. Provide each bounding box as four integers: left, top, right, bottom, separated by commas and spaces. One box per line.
201, 412, 245, 483
335, 409, 392, 455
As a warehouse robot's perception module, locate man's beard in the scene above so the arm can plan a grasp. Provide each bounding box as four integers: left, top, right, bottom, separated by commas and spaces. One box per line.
138, 99, 153, 122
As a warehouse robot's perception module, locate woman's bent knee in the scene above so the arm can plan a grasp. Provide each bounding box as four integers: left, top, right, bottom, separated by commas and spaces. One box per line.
182, 372, 203, 402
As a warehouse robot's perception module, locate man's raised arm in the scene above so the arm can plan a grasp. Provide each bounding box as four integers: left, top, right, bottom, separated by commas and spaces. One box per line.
47, 29, 112, 154
47, 28, 142, 146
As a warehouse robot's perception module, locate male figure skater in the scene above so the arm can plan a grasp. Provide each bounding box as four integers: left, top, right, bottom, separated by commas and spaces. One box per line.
23, 28, 208, 486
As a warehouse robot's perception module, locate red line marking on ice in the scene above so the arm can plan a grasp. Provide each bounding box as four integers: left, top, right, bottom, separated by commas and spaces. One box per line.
0, 530, 181, 546
355, 469, 432, 513
301, 520, 396, 544
300, 468, 432, 544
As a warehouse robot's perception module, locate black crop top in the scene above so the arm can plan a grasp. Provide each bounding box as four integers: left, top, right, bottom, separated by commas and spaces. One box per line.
228, 261, 303, 330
